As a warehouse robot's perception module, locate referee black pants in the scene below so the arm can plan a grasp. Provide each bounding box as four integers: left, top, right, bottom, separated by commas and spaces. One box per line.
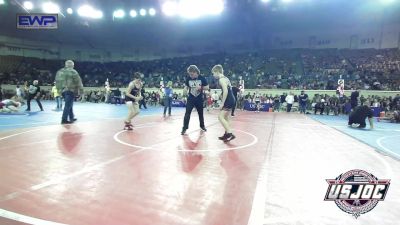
183, 97, 205, 129
26, 95, 43, 111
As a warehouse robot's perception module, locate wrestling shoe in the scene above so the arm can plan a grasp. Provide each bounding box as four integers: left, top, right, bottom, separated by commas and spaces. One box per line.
223, 133, 236, 142
218, 132, 228, 140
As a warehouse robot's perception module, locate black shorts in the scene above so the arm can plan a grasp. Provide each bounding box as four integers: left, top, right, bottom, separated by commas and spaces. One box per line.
222, 98, 236, 110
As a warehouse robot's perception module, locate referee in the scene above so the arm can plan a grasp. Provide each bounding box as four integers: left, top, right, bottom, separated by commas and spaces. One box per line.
181, 65, 210, 135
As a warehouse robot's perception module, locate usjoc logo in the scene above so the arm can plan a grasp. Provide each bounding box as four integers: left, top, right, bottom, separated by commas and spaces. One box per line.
325, 169, 390, 218
17, 14, 58, 29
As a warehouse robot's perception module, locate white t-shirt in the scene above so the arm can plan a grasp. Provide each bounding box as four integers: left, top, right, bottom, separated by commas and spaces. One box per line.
286, 95, 294, 104
16, 88, 22, 97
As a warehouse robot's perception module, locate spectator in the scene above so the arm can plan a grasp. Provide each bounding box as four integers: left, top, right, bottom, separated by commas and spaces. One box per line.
114, 88, 122, 105
328, 95, 340, 115
139, 87, 147, 109
163, 81, 173, 116
298, 90, 308, 114
273, 95, 280, 112
231, 82, 240, 116
285, 92, 295, 112
350, 88, 360, 109
314, 94, 325, 115
15, 85, 22, 99
52, 82, 62, 111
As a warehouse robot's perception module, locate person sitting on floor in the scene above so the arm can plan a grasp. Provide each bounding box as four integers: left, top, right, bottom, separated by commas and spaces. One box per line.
378, 111, 400, 123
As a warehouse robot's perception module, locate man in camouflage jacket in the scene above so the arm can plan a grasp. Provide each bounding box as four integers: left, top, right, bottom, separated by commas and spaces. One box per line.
55, 60, 84, 124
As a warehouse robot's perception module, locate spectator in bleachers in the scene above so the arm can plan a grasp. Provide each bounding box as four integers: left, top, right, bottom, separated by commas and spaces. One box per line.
2, 48, 400, 91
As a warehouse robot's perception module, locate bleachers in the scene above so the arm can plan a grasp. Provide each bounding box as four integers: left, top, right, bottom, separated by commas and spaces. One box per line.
0, 48, 399, 90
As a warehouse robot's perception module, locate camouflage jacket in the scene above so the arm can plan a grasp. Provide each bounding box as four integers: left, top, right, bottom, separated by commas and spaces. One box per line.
55, 67, 84, 95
